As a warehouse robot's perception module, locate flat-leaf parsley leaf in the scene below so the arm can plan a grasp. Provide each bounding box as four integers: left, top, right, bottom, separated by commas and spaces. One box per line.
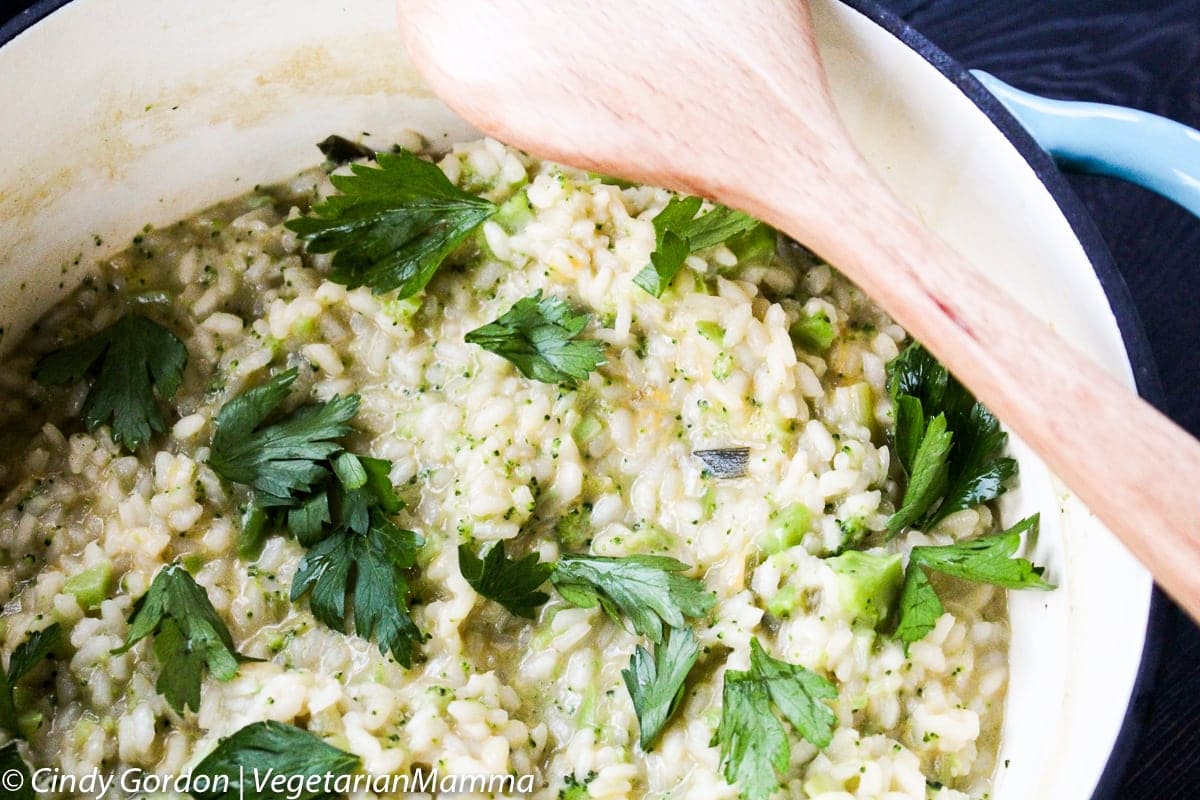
622, 626, 700, 750
208, 369, 359, 505
114, 565, 245, 714
465, 291, 605, 386
285, 150, 497, 297
634, 196, 764, 297
34, 313, 187, 450
886, 344, 1017, 534
0, 742, 34, 800
291, 511, 426, 667
896, 514, 1052, 646
0, 623, 62, 738
715, 639, 838, 800
551, 554, 715, 643
189, 720, 360, 800
458, 541, 553, 619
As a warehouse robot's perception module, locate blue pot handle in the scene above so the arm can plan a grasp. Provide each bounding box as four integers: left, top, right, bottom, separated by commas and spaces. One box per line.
973, 70, 1200, 219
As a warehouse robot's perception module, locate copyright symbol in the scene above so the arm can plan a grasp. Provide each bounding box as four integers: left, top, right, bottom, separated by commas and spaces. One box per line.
1, 768, 24, 791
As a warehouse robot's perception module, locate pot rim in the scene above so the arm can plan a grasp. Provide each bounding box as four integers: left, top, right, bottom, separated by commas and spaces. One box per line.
0, 1, 1173, 797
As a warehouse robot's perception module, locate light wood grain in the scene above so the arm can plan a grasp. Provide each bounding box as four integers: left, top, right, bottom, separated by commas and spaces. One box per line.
397, 0, 1200, 620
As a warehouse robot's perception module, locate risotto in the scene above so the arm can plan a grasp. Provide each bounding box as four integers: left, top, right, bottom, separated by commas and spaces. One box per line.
0, 136, 1050, 800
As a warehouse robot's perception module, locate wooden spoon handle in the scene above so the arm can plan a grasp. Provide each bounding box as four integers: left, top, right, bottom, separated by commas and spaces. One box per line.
744, 151, 1200, 619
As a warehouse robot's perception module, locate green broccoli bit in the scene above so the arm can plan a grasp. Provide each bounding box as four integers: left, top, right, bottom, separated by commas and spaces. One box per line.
765, 584, 800, 618
757, 502, 812, 555
555, 505, 593, 549
791, 311, 836, 351
558, 772, 597, 800
572, 413, 603, 443
826, 550, 903, 630
64, 562, 113, 611
837, 517, 869, 552
696, 321, 725, 344
494, 189, 535, 233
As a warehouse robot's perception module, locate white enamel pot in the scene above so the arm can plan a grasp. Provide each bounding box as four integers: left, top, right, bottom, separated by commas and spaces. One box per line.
0, 1, 1187, 798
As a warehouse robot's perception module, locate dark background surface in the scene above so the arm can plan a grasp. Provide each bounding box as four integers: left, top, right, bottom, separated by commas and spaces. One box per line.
2, 0, 1199, 797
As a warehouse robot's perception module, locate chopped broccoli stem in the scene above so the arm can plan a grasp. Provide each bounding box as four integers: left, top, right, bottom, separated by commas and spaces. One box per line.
63, 562, 113, 611
826, 550, 903, 630
758, 502, 812, 555
791, 311, 836, 351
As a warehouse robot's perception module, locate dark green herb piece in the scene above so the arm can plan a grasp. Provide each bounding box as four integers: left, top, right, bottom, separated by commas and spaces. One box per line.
316, 134, 377, 166
238, 503, 270, 560
887, 413, 953, 534
693, 447, 750, 479
551, 554, 715, 643
330, 452, 404, 541
896, 515, 1052, 646
886, 344, 1017, 535
465, 291, 606, 386
0, 623, 62, 738
747, 639, 837, 747
894, 562, 943, 647
34, 313, 187, 450
715, 670, 787, 800
0, 742, 34, 800
291, 512, 425, 667
622, 626, 700, 750
208, 369, 359, 505
114, 565, 244, 714
714, 639, 838, 800
634, 196, 764, 297
188, 721, 360, 800
286, 150, 497, 297
458, 541, 552, 619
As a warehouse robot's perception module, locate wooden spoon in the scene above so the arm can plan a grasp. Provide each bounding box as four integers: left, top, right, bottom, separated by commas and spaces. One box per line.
397, 0, 1200, 620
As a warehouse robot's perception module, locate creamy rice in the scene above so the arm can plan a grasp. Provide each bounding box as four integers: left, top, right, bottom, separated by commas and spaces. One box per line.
0, 138, 1011, 799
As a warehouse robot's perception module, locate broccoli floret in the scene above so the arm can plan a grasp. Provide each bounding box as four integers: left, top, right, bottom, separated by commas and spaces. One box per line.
555, 504, 593, 550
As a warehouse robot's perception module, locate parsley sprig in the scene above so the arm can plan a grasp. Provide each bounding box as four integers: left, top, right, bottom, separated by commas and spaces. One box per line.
886, 343, 1017, 535
114, 565, 245, 714
634, 196, 765, 297
896, 514, 1053, 645
715, 639, 838, 800
208, 369, 359, 506
209, 371, 425, 666
551, 554, 716, 643
0, 623, 62, 737
291, 511, 426, 667
285, 150, 497, 297
34, 313, 187, 450
622, 626, 701, 750
458, 541, 552, 619
465, 291, 606, 386
458, 547, 715, 643
0, 743, 34, 800
189, 721, 360, 800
